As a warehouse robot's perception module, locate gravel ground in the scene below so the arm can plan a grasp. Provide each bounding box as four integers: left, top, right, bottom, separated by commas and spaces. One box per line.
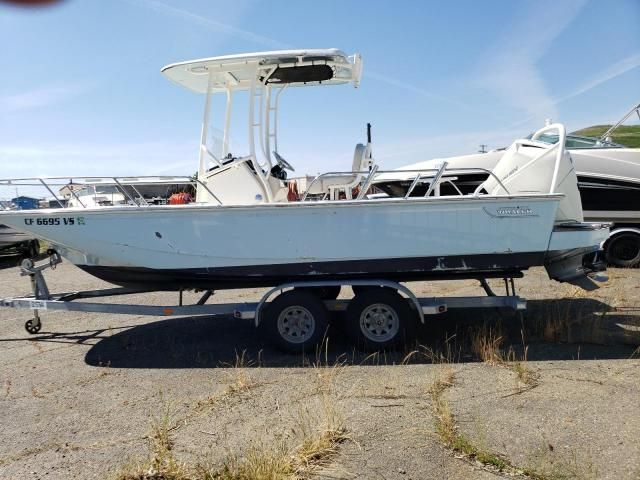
0, 254, 638, 479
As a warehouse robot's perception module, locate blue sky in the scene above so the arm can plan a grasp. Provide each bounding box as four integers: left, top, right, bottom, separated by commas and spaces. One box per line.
1, 0, 639, 186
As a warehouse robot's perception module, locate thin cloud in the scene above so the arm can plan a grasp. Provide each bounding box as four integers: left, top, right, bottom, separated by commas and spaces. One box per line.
365, 71, 471, 111
128, 0, 466, 110
504, 52, 640, 131
128, 0, 290, 50
1, 85, 88, 113
0, 140, 197, 177
374, 127, 526, 164
556, 52, 640, 104
473, 0, 587, 122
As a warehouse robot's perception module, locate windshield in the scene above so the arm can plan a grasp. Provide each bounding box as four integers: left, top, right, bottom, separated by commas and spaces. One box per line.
530, 133, 624, 149
77, 186, 121, 196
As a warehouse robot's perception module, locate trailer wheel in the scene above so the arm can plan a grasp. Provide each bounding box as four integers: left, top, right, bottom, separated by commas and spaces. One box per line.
25, 319, 41, 334
345, 288, 415, 351
605, 232, 640, 267
262, 290, 329, 353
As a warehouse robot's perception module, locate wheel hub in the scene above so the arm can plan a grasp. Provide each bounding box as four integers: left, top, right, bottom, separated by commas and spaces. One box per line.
277, 306, 315, 343
360, 304, 399, 342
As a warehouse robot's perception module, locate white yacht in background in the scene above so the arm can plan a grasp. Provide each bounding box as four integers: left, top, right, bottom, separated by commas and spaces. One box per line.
0, 224, 39, 257
0, 49, 608, 291
375, 103, 640, 266
66, 184, 127, 208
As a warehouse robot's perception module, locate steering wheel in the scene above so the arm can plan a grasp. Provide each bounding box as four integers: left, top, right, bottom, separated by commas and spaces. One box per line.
273, 151, 295, 171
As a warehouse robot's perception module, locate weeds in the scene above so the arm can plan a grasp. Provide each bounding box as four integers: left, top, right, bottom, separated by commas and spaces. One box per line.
428, 367, 521, 476
212, 442, 295, 479
117, 395, 347, 480
471, 324, 505, 364
425, 361, 592, 479
470, 323, 540, 393
523, 442, 599, 480
116, 352, 348, 480
116, 403, 189, 480
196, 351, 258, 411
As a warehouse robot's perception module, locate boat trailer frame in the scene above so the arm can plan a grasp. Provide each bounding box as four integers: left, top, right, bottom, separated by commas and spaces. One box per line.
1, 253, 526, 335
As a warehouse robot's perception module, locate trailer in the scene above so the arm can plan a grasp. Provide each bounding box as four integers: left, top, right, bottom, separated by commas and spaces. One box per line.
1, 252, 526, 352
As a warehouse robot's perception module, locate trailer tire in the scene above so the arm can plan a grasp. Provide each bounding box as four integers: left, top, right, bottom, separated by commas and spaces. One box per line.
605, 232, 640, 267
262, 290, 329, 353
345, 288, 415, 351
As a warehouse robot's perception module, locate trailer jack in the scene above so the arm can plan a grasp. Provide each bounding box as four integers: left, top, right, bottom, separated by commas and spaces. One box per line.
19, 251, 62, 333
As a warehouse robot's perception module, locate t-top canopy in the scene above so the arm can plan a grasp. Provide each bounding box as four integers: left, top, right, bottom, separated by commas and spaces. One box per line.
161, 48, 362, 93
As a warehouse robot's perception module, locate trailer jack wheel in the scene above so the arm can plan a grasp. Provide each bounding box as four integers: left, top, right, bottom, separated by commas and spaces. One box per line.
25, 319, 42, 334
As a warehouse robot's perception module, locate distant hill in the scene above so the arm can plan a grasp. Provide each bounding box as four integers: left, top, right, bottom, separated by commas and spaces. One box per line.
571, 124, 640, 148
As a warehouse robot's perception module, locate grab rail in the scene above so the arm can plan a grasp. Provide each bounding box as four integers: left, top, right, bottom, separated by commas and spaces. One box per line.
0, 175, 223, 208
301, 165, 511, 201
2, 165, 513, 209
424, 162, 448, 197
531, 123, 566, 193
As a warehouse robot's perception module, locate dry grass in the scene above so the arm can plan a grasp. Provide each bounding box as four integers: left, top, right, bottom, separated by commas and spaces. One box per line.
211, 442, 295, 479
425, 359, 588, 479
212, 393, 347, 480
543, 301, 574, 342
116, 403, 189, 480
470, 324, 540, 393
290, 395, 348, 476
427, 367, 510, 472
470, 324, 505, 364
402, 333, 460, 365
116, 351, 348, 480
196, 352, 258, 411
427, 367, 457, 447
523, 444, 599, 480
117, 395, 347, 480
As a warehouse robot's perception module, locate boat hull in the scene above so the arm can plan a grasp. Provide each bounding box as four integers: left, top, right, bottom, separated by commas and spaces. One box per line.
77, 252, 546, 289
0, 224, 34, 250
0, 195, 592, 289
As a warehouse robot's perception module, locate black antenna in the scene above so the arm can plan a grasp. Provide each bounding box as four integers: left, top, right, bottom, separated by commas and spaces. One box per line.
367, 122, 372, 143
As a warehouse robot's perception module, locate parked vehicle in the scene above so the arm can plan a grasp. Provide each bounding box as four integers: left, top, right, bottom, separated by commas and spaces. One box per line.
374, 103, 640, 267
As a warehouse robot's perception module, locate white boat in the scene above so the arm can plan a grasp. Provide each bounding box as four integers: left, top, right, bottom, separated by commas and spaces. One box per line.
0, 49, 608, 291
0, 224, 39, 256
375, 103, 640, 266
66, 185, 127, 208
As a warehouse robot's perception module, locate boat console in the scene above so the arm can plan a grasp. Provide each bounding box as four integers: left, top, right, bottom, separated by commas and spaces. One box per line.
161, 49, 363, 205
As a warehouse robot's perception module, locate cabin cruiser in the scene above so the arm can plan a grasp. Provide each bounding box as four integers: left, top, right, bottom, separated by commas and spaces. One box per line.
66, 185, 126, 208
375, 103, 640, 266
0, 224, 39, 256
1, 203, 39, 256
0, 49, 608, 291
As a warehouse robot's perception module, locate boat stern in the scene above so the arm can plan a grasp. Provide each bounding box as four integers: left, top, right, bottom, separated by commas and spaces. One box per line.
545, 222, 610, 290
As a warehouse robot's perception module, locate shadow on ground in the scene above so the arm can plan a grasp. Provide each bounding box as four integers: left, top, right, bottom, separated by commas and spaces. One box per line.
1, 298, 637, 368
77, 297, 638, 368
0, 253, 26, 270
0, 252, 46, 270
